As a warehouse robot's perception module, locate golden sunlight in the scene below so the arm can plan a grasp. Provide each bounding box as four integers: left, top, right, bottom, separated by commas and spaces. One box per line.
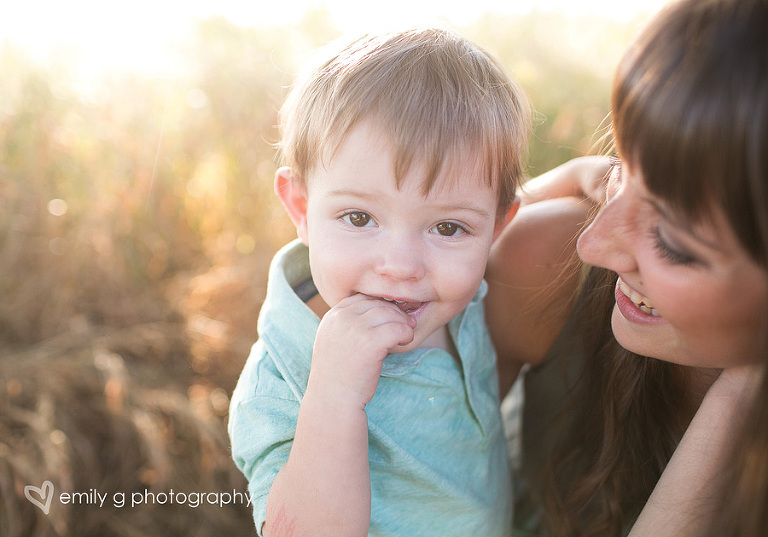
3, 0, 668, 75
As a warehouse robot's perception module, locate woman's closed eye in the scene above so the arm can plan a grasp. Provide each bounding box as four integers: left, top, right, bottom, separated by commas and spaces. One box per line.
651, 226, 698, 266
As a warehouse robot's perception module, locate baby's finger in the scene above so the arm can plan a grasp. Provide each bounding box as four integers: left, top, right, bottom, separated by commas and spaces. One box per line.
357, 301, 416, 329
339, 294, 416, 325
373, 318, 415, 350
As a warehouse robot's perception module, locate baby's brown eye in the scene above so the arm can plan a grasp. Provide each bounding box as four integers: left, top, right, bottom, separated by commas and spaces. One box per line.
345, 212, 371, 227
435, 222, 459, 236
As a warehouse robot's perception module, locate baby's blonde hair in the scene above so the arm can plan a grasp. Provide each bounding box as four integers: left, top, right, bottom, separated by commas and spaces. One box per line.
278, 27, 530, 215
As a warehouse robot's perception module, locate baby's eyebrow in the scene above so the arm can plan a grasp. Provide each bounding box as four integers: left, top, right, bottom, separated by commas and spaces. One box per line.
327, 188, 491, 219
326, 188, 376, 201
431, 203, 491, 220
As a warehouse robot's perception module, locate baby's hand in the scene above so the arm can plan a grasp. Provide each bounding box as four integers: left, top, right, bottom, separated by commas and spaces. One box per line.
307, 294, 416, 409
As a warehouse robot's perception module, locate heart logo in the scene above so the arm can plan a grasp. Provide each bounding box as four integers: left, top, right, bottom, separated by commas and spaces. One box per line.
24, 480, 54, 515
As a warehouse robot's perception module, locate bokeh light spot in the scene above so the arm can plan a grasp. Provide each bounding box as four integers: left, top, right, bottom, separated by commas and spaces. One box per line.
49, 237, 68, 256
47, 198, 68, 216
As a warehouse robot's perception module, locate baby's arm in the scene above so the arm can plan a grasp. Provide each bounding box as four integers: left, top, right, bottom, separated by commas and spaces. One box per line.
487, 156, 611, 395
263, 294, 415, 537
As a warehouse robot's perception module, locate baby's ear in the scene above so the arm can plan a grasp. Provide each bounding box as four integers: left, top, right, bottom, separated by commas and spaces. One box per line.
493, 196, 520, 242
274, 167, 309, 245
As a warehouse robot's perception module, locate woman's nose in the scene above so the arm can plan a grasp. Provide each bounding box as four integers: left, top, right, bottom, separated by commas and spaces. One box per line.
576, 193, 638, 275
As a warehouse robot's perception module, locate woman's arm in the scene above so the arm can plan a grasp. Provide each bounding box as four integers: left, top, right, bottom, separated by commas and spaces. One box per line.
628, 366, 762, 536
486, 197, 591, 395
519, 156, 611, 206
487, 156, 610, 395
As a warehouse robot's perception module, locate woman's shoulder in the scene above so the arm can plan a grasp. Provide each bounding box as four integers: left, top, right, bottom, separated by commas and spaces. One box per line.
486, 197, 591, 373
493, 197, 590, 280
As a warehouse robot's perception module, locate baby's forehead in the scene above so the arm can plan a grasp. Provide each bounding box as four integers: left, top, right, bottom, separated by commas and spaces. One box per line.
320, 121, 497, 194
405, 157, 497, 197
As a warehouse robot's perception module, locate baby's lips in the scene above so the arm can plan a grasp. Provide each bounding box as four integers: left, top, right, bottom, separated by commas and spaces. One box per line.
356, 293, 422, 326
381, 297, 424, 315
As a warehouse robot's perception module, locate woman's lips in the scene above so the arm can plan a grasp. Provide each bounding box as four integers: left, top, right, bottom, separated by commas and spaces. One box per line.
617, 278, 660, 316
614, 277, 665, 324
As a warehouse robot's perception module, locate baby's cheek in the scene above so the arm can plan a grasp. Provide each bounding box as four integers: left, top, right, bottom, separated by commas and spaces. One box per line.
445, 270, 486, 306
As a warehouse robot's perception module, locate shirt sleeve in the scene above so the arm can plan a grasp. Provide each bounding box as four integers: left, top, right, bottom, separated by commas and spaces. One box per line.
228, 341, 301, 534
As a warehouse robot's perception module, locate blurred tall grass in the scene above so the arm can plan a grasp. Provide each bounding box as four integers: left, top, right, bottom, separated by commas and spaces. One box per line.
0, 9, 636, 536
0, 10, 633, 349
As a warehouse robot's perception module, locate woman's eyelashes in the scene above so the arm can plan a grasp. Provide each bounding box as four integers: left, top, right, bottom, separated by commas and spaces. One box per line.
651, 226, 698, 266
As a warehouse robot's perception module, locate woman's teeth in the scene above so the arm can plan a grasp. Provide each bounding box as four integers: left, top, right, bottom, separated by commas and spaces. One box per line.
618, 278, 660, 317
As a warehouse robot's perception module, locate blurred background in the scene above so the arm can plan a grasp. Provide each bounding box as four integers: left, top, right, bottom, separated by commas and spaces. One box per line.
1, 1, 664, 535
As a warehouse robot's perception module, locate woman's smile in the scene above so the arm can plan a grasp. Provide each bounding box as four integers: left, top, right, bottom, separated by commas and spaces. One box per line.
578, 160, 768, 368
615, 277, 662, 320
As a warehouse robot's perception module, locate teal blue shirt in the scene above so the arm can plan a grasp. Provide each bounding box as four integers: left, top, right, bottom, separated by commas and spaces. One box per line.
229, 240, 512, 536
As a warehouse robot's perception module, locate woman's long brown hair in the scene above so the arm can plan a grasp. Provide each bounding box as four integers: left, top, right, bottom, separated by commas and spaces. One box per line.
536, 0, 768, 535
538, 266, 686, 537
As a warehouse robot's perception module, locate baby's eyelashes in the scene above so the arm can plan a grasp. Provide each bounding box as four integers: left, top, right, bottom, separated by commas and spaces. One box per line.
341, 211, 376, 227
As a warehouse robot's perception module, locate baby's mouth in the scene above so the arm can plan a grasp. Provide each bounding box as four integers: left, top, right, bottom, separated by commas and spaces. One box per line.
382, 298, 425, 314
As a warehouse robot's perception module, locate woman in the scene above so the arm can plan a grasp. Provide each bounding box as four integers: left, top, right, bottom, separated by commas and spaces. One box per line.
486, 0, 768, 535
